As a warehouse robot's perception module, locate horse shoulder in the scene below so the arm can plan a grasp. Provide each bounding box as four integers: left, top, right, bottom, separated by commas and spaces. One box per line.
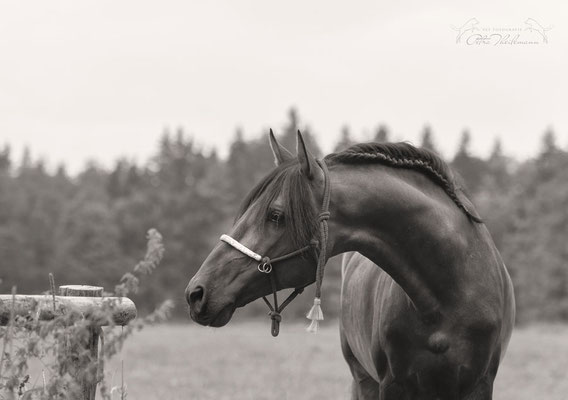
340, 253, 393, 379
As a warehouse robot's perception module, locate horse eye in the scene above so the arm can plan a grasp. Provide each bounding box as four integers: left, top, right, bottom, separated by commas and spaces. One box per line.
268, 211, 284, 225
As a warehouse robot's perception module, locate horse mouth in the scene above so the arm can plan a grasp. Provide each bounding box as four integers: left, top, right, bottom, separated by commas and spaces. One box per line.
188, 298, 237, 327
208, 304, 236, 327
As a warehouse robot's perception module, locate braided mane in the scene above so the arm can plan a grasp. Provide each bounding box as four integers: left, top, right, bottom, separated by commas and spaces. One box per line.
325, 142, 482, 223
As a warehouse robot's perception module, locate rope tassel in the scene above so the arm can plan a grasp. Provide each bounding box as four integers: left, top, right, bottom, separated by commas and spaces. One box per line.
306, 297, 324, 333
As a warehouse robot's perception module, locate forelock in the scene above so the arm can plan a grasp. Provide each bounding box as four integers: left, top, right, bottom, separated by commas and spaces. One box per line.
236, 160, 318, 248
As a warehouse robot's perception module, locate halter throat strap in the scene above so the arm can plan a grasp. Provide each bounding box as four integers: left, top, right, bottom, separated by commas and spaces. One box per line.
219, 159, 332, 336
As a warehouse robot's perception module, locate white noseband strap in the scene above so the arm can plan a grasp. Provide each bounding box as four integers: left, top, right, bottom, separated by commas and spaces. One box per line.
220, 234, 262, 262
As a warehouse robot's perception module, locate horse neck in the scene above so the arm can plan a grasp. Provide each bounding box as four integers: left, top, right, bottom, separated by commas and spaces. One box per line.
327, 162, 477, 314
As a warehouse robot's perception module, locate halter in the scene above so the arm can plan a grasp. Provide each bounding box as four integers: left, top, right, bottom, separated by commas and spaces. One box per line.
219, 159, 332, 337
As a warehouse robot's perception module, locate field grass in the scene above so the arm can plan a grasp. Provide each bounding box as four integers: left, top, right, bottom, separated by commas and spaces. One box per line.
100, 321, 568, 400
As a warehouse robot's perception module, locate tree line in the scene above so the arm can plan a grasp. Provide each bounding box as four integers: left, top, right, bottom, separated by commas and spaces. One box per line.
0, 108, 566, 323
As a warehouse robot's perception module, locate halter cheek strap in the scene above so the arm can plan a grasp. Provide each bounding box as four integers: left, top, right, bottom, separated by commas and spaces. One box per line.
219, 159, 332, 337
219, 233, 314, 336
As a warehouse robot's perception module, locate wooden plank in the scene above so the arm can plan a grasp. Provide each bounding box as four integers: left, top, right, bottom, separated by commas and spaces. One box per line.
0, 294, 137, 326
60, 285, 104, 297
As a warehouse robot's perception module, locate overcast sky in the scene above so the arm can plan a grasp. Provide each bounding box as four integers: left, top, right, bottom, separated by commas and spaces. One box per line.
0, 0, 566, 173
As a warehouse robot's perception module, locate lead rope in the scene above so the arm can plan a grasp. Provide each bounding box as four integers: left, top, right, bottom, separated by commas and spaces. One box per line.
306, 159, 331, 333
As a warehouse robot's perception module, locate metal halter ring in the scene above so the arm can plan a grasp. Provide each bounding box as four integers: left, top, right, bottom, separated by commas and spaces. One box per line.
258, 262, 272, 274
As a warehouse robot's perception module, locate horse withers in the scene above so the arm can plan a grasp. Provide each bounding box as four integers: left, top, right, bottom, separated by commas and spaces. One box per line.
185, 131, 515, 400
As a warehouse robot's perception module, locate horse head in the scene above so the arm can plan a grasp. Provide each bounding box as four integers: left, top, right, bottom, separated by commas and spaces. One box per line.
185, 130, 325, 328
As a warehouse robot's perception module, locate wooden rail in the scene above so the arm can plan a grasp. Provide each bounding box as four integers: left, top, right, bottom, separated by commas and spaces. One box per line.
0, 294, 137, 325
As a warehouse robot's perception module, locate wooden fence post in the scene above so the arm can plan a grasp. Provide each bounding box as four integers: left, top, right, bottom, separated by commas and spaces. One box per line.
0, 287, 136, 399
60, 285, 103, 400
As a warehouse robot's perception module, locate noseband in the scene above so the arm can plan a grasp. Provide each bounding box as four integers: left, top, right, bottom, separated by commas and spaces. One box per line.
219, 159, 331, 337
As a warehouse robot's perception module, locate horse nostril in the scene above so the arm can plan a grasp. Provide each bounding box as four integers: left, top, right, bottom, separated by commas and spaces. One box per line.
187, 285, 205, 309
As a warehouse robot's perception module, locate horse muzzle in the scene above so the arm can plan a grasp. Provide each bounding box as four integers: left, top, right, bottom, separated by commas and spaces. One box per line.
186, 279, 236, 327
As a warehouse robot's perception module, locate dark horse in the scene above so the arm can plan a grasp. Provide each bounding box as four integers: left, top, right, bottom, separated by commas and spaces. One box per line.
186, 131, 515, 399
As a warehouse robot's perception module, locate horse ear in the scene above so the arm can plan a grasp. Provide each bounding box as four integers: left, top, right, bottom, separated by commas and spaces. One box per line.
297, 130, 317, 180
269, 129, 293, 166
